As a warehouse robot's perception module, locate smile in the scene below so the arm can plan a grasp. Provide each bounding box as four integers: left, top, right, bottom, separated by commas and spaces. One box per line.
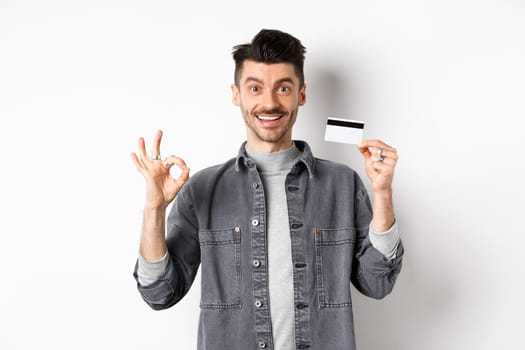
256, 115, 283, 121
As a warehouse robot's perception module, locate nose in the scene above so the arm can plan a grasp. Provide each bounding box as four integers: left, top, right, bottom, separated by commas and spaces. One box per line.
261, 90, 279, 110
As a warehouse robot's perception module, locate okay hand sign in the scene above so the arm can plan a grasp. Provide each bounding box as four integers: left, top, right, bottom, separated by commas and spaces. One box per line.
131, 130, 190, 210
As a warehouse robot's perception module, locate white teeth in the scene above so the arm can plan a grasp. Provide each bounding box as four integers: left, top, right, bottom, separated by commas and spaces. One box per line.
257, 115, 281, 121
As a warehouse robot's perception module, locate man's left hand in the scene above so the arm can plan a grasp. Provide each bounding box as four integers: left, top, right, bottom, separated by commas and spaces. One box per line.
357, 139, 398, 194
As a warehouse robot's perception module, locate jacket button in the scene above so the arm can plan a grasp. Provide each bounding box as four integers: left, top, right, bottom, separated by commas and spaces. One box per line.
253, 259, 261, 268
255, 300, 263, 308
258, 341, 267, 348
252, 219, 259, 227
234, 227, 240, 233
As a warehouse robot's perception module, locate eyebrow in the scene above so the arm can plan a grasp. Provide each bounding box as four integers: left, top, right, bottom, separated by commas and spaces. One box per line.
243, 76, 296, 86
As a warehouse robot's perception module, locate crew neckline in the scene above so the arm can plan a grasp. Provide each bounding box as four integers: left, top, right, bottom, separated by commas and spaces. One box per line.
245, 143, 301, 173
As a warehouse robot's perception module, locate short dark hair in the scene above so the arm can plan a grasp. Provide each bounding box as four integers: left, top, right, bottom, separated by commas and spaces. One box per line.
232, 29, 306, 87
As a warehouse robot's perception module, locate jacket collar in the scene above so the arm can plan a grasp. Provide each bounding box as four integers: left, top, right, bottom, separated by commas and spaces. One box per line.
235, 140, 315, 178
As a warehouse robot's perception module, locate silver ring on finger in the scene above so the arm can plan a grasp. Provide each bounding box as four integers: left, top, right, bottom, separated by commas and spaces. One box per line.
152, 154, 162, 160
163, 159, 172, 168
377, 148, 385, 162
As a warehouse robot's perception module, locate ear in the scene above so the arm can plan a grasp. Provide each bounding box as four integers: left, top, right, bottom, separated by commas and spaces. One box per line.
231, 84, 240, 106
298, 83, 307, 106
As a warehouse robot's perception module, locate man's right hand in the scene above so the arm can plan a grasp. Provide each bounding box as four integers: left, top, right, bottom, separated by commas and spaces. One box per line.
131, 130, 190, 261
131, 130, 190, 210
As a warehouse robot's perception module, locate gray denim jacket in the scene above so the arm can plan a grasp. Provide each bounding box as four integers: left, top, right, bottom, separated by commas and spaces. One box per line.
134, 141, 404, 350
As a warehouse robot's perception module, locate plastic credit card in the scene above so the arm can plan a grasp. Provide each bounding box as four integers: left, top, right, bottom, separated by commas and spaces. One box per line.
324, 117, 365, 144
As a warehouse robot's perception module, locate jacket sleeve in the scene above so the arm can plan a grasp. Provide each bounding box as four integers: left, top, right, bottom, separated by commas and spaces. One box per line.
133, 186, 201, 310
350, 177, 404, 300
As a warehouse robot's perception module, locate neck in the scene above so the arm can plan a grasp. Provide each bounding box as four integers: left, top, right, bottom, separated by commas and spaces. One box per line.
246, 134, 294, 153
246, 140, 294, 153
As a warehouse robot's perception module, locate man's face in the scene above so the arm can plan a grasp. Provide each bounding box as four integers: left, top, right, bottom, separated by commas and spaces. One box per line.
232, 60, 306, 153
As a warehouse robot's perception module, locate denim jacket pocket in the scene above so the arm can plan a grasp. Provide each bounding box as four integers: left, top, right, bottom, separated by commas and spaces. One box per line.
198, 226, 242, 309
314, 227, 355, 308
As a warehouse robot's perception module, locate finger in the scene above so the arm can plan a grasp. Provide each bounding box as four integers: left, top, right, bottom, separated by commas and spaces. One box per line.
358, 139, 391, 149
376, 148, 398, 159
356, 144, 372, 159
358, 139, 395, 152
163, 155, 188, 170
137, 137, 151, 167
164, 155, 190, 188
151, 130, 163, 158
372, 160, 394, 173
371, 150, 398, 164
373, 157, 396, 167
130, 152, 146, 174
177, 166, 191, 186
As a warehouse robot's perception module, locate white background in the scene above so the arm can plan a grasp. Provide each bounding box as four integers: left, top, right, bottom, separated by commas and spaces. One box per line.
1, 0, 524, 349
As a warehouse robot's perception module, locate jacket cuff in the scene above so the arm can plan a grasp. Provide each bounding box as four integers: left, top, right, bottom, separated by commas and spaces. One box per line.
368, 221, 400, 259
136, 251, 170, 286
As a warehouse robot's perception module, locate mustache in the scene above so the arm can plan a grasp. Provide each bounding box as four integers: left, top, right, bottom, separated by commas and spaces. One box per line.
254, 109, 287, 116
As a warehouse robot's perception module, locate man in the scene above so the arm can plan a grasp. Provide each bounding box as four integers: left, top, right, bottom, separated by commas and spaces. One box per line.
131, 29, 403, 350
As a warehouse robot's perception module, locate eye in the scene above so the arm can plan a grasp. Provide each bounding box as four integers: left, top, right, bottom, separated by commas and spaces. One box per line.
250, 86, 259, 92
277, 86, 290, 93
